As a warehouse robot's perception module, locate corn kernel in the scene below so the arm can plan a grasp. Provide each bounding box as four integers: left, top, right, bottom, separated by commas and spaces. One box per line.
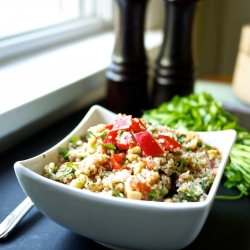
69, 179, 84, 189
133, 162, 146, 175
128, 146, 141, 154
78, 174, 88, 184
88, 137, 97, 147
127, 191, 142, 200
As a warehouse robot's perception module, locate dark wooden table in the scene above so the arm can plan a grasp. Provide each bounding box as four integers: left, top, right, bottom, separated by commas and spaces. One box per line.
1, 104, 250, 250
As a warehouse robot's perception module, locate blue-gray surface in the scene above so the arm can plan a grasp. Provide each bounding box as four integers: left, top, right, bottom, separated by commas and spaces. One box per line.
1, 100, 250, 250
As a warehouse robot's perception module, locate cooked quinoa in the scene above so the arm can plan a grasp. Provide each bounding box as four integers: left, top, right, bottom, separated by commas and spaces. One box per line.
43, 114, 222, 202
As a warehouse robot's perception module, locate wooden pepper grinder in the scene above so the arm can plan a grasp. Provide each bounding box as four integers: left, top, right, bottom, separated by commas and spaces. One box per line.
152, 0, 200, 108
105, 0, 149, 117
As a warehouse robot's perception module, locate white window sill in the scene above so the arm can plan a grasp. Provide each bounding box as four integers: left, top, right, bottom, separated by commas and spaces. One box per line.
0, 30, 162, 152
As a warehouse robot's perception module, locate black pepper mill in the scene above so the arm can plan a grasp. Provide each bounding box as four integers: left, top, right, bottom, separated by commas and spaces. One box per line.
152, 0, 200, 108
105, 0, 149, 117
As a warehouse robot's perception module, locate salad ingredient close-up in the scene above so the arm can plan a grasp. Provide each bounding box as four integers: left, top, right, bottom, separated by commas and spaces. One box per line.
142, 92, 250, 199
43, 114, 222, 202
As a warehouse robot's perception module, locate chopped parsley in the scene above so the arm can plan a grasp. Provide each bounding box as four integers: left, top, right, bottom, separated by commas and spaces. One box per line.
205, 144, 213, 150
55, 162, 76, 178
148, 189, 157, 201
200, 179, 206, 192
178, 158, 185, 172
103, 172, 110, 177
100, 131, 108, 139
60, 147, 69, 159
100, 143, 116, 150
72, 143, 79, 149
87, 130, 96, 138
70, 135, 79, 143
56, 165, 75, 178
112, 189, 121, 197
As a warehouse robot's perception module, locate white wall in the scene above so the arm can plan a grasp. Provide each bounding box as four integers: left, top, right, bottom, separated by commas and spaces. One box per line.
195, 0, 250, 78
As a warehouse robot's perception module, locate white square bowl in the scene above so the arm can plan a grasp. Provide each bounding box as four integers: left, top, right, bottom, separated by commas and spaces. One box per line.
14, 105, 236, 250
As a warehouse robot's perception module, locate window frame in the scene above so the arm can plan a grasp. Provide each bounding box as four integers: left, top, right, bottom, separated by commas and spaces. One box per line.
0, 0, 114, 63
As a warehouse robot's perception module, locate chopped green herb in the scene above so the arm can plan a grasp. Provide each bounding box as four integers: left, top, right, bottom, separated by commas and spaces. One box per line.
200, 179, 206, 192
53, 166, 58, 173
87, 130, 96, 138
103, 172, 110, 177
187, 188, 196, 196
70, 135, 79, 143
112, 189, 120, 197
207, 179, 214, 185
100, 143, 116, 150
100, 131, 108, 139
71, 143, 79, 149
178, 158, 185, 172
60, 147, 69, 159
205, 144, 213, 150
148, 189, 157, 201
177, 134, 186, 143
56, 166, 75, 178
118, 130, 125, 136
66, 162, 75, 168
196, 157, 201, 163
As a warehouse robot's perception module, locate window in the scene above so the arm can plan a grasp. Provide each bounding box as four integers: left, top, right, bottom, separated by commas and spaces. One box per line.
0, 0, 163, 153
0, 0, 113, 62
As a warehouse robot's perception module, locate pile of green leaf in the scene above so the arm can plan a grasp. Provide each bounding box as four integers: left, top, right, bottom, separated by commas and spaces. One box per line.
142, 92, 250, 200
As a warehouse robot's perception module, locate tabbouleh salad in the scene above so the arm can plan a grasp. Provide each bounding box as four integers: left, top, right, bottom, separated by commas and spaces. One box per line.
44, 114, 222, 202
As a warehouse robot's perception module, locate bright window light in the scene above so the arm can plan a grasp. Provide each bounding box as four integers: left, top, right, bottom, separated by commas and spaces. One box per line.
0, 0, 84, 38
0, 0, 113, 61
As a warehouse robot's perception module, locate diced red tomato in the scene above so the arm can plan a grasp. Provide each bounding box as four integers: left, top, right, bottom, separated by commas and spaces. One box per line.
123, 165, 131, 170
111, 115, 132, 131
111, 153, 124, 170
158, 135, 182, 150
130, 118, 146, 133
136, 181, 151, 194
105, 123, 114, 130
134, 132, 164, 156
101, 161, 111, 170
131, 178, 151, 200
143, 159, 155, 170
117, 131, 136, 150
103, 130, 118, 145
